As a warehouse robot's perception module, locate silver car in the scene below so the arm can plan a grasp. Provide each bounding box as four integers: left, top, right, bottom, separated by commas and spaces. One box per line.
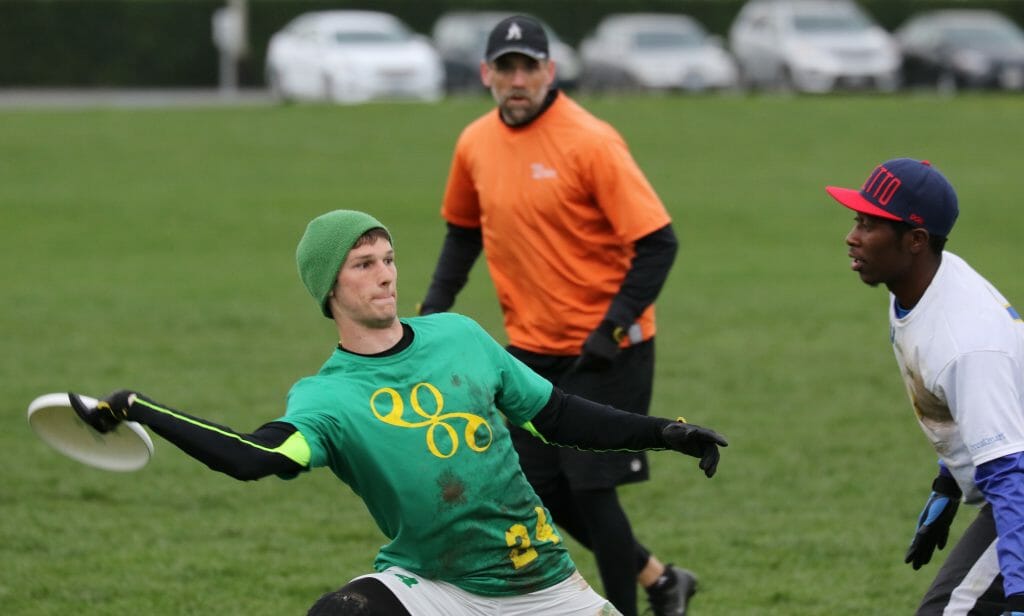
729, 0, 901, 93
579, 13, 739, 92
265, 10, 445, 104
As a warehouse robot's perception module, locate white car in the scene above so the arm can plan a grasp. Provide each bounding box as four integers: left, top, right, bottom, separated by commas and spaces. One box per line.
431, 11, 581, 92
265, 10, 445, 104
579, 13, 739, 92
728, 0, 901, 93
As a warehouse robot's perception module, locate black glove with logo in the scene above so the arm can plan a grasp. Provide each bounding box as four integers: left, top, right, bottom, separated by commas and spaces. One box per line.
905, 473, 962, 570
69, 390, 135, 434
662, 420, 729, 478
573, 320, 625, 372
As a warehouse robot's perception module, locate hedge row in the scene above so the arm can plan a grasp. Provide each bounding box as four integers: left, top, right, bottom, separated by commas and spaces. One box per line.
3, 0, 1023, 86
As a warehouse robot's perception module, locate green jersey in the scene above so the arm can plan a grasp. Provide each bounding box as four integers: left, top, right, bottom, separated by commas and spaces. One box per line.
280, 313, 576, 596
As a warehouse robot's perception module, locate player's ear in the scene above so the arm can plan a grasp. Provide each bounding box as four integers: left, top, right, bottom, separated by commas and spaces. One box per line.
480, 61, 493, 87
327, 287, 341, 320
906, 228, 931, 254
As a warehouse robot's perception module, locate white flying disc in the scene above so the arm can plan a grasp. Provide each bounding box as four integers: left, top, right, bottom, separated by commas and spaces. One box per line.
27, 392, 154, 472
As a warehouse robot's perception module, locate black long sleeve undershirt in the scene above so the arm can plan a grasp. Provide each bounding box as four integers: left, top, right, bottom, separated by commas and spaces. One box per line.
529, 387, 674, 451
125, 395, 302, 481
420, 223, 483, 314
604, 223, 678, 328
420, 223, 678, 328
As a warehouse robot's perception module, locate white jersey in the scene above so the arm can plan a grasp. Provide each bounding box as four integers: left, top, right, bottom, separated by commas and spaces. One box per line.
890, 251, 1024, 504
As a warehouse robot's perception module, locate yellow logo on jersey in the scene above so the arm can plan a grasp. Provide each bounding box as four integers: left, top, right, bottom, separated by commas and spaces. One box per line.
370, 382, 493, 459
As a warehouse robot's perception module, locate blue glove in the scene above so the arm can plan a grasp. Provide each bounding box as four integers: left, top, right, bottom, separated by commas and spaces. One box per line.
904, 474, 961, 570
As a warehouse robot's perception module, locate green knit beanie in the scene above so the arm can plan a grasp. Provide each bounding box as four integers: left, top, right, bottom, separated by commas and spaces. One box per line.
296, 210, 390, 318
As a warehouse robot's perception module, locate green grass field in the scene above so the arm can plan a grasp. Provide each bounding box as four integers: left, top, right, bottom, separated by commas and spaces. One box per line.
3, 92, 1024, 615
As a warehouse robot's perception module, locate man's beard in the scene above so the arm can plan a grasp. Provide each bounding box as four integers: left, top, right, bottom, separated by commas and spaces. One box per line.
499, 92, 538, 126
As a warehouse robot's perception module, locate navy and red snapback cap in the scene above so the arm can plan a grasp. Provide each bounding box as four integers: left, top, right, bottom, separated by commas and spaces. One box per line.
826, 158, 959, 237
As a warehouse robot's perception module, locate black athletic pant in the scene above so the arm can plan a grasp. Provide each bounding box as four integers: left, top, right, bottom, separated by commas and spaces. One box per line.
536, 478, 653, 611
508, 341, 657, 616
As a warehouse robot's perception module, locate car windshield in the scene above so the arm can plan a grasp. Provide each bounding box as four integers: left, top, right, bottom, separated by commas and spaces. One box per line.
941, 24, 1024, 49
447, 18, 561, 52
632, 28, 704, 49
332, 28, 410, 44
793, 11, 871, 33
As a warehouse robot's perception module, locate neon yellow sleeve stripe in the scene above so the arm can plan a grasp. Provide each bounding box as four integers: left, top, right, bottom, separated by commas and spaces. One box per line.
518, 419, 664, 454
134, 398, 312, 467
275, 430, 312, 467
520, 420, 548, 444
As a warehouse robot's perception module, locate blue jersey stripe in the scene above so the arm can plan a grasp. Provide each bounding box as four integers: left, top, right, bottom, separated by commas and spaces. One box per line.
975, 452, 1024, 596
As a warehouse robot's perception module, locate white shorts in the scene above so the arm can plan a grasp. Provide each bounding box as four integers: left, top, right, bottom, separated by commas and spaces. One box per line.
355, 567, 621, 616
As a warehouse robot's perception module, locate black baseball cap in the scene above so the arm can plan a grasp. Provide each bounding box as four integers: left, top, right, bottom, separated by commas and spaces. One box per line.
485, 15, 549, 62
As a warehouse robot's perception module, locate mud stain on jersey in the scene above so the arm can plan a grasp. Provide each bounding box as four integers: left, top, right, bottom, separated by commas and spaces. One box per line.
437, 469, 467, 506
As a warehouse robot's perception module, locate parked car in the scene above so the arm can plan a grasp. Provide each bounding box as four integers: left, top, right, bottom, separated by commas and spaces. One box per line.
728, 0, 901, 93
431, 11, 581, 92
265, 10, 445, 104
578, 13, 738, 92
895, 10, 1024, 92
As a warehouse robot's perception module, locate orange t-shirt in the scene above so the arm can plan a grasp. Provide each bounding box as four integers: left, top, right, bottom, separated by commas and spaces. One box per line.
441, 93, 671, 355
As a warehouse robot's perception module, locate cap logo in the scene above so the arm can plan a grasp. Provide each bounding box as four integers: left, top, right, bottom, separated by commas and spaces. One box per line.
506, 22, 523, 41
862, 164, 901, 206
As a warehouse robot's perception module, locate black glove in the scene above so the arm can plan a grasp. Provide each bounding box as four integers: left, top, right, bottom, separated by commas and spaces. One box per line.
905, 474, 962, 570
662, 420, 729, 478
1002, 593, 1024, 615
69, 390, 135, 434
572, 320, 624, 372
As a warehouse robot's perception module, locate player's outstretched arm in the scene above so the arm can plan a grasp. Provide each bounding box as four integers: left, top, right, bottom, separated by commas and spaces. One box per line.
70, 391, 307, 480
525, 388, 728, 477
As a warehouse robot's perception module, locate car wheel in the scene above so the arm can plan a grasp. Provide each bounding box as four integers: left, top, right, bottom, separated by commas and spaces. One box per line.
580, 64, 638, 94
998, 65, 1024, 90
937, 70, 957, 96
735, 66, 758, 93
876, 72, 901, 93
322, 74, 337, 103
775, 65, 796, 93
266, 67, 290, 103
